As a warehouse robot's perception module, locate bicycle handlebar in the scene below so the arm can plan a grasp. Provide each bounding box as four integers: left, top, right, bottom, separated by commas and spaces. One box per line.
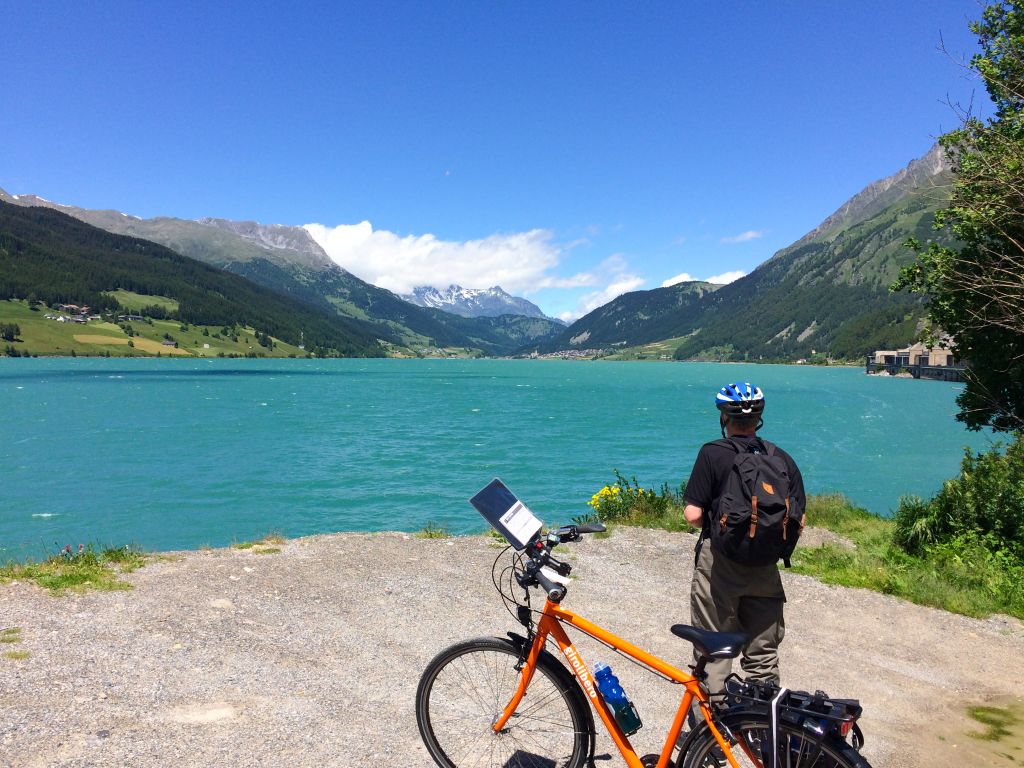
534, 567, 566, 602
514, 522, 606, 602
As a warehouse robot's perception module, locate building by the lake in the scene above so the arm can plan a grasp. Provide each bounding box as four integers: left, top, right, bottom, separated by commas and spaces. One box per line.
867, 342, 966, 381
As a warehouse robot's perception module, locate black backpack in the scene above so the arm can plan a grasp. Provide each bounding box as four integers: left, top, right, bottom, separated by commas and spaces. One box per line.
704, 438, 804, 567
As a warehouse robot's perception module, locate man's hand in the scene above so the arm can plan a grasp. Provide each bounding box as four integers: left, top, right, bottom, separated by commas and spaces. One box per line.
684, 503, 704, 528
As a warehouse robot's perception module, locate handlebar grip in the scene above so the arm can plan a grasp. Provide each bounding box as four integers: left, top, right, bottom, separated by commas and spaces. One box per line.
535, 569, 566, 602
576, 523, 607, 534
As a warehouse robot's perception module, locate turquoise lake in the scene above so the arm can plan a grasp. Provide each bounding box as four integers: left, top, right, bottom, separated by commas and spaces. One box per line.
0, 358, 993, 561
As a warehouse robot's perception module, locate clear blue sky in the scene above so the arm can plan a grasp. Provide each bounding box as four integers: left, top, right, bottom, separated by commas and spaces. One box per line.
2, 1, 986, 319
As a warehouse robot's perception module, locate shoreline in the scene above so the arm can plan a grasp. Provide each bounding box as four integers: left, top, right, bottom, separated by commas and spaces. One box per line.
0, 353, 868, 366
2, 527, 1021, 767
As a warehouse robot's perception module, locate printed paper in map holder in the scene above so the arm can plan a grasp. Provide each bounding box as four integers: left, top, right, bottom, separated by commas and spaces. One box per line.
469, 478, 543, 550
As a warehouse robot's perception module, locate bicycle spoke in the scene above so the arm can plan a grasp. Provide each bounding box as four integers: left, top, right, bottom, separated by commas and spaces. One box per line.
683, 716, 867, 768
517, 684, 568, 716
419, 641, 585, 768
456, 654, 502, 714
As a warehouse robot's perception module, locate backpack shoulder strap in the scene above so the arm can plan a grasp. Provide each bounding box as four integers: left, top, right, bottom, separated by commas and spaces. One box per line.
759, 439, 776, 457
695, 439, 739, 555
710, 437, 737, 450
711, 437, 746, 454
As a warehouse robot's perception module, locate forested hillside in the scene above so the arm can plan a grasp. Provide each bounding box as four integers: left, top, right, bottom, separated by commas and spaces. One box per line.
223, 261, 564, 355
0, 202, 383, 357
672, 173, 945, 361
0, 189, 563, 356
533, 281, 720, 351
526, 145, 952, 362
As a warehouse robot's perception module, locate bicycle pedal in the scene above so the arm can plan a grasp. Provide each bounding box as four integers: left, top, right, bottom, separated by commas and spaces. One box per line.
639, 755, 660, 768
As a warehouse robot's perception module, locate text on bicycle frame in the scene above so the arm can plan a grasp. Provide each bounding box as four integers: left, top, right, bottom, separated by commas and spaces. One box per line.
560, 645, 598, 701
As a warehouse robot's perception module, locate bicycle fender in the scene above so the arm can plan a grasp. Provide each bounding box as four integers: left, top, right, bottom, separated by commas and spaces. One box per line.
505, 631, 573, 674
674, 710, 763, 768
675, 719, 713, 767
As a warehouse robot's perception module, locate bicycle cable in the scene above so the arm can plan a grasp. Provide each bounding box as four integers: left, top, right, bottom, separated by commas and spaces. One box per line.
491, 544, 680, 686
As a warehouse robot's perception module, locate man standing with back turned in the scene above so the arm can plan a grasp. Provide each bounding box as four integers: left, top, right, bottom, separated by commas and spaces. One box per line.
683, 383, 805, 698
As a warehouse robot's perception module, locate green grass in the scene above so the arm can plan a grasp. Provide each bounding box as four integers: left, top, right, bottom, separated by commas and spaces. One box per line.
3, 650, 30, 661
588, 482, 1024, 621
231, 535, 285, 555
600, 336, 691, 361
576, 472, 693, 534
417, 522, 451, 539
232, 534, 286, 553
790, 494, 1024, 619
485, 528, 511, 548
0, 545, 146, 594
0, 627, 22, 644
602, 504, 691, 532
104, 290, 179, 313
968, 706, 1019, 742
0, 299, 309, 358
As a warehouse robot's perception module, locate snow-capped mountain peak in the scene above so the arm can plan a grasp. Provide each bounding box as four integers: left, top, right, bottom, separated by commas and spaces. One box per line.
401, 284, 558, 321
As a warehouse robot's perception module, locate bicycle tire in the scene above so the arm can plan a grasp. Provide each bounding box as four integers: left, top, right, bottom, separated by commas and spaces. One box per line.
416, 636, 593, 768
679, 711, 872, 768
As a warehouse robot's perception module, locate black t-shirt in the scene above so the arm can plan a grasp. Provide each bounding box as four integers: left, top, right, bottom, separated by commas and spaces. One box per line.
684, 435, 805, 522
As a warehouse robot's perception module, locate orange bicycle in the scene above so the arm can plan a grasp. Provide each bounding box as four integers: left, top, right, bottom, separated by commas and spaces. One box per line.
415, 522, 871, 768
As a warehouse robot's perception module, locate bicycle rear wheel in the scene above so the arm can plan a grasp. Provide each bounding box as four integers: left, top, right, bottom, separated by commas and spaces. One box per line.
416, 636, 591, 768
680, 712, 872, 768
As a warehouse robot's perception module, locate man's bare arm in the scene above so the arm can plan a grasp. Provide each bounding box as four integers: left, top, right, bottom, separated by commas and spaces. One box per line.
684, 503, 704, 528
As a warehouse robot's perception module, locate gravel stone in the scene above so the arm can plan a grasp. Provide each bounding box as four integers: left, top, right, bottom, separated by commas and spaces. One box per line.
1, 527, 1021, 767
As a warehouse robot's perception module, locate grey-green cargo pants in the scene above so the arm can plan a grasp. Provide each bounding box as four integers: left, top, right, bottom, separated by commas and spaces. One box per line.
690, 541, 786, 697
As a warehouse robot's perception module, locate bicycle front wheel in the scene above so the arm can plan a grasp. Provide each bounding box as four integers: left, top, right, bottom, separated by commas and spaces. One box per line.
680, 712, 872, 768
416, 636, 591, 768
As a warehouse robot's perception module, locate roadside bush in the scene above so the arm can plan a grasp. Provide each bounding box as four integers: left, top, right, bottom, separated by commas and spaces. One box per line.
792, 493, 1024, 618
893, 434, 1024, 563
925, 533, 1024, 613
577, 470, 690, 531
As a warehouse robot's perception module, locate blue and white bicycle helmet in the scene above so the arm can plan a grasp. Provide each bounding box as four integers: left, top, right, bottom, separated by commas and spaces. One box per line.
715, 382, 765, 417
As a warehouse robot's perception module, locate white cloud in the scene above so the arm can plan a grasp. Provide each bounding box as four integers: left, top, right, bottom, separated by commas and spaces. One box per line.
559, 255, 645, 322
720, 230, 765, 244
705, 270, 746, 285
304, 221, 576, 295
662, 272, 696, 287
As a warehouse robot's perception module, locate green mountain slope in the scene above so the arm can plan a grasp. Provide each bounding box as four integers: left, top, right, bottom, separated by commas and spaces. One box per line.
0, 191, 334, 271
673, 162, 950, 361
225, 259, 563, 355
0, 189, 562, 356
529, 145, 952, 362
0, 202, 383, 357
532, 281, 721, 351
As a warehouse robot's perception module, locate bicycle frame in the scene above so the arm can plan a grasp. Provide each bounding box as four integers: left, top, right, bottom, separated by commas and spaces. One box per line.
491, 597, 747, 768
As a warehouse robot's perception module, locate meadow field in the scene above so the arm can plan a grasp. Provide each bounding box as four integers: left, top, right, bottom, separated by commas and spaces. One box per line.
0, 299, 307, 358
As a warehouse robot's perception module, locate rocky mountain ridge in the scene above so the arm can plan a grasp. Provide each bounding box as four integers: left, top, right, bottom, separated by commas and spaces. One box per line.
0, 188, 565, 354
796, 142, 951, 246
530, 143, 953, 361
401, 284, 559, 322
197, 217, 335, 270
0, 189, 330, 271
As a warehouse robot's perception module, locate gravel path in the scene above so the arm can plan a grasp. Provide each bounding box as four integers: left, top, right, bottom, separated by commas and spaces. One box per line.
2, 527, 1022, 767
